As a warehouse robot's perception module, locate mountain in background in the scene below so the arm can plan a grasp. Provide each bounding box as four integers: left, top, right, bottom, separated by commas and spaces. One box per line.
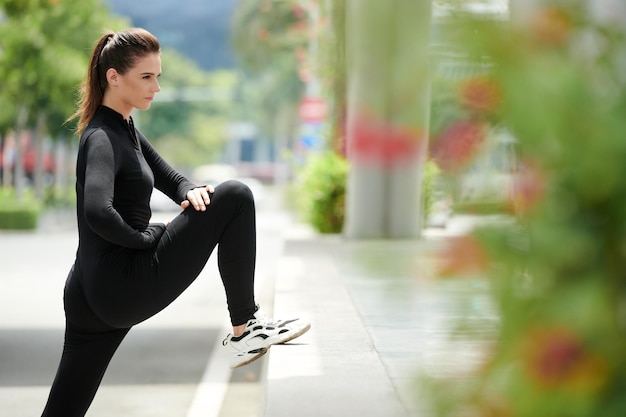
106, 0, 237, 71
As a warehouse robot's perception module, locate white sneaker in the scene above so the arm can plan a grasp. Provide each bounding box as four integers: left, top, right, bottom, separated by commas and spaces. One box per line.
222, 306, 311, 368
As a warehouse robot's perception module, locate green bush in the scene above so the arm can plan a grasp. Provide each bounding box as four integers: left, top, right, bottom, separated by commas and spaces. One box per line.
0, 189, 42, 230
296, 152, 441, 234
296, 151, 349, 234
422, 158, 442, 220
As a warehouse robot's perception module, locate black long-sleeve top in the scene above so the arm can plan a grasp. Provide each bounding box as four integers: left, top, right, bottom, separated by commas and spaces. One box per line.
75, 106, 196, 256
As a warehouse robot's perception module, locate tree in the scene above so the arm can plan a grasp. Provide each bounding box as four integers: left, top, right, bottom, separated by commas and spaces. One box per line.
230, 0, 309, 178
0, 0, 127, 199
137, 49, 237, 169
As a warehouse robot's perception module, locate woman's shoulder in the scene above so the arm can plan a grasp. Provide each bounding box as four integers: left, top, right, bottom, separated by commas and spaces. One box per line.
79, 126, 113, 147
78, 126, 125, 161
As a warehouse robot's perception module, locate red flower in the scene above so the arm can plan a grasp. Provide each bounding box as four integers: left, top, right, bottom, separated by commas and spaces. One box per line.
458, 77, 501, 115
432, 120, 486, 172
349, 111, 425, 168
437, 235, 489, 277
291, 5, 306, 19
526, 327, 583, 384
522, 326, 608, 392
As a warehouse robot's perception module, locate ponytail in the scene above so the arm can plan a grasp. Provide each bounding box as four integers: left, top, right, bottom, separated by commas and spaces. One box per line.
68, 28, 161, 135
68, 32, 114, 135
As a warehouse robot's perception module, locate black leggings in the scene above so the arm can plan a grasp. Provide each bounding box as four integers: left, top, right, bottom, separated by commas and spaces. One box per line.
41, 180, 257, 417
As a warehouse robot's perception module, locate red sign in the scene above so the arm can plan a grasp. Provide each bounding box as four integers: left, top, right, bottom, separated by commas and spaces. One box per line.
298, 97, 327, 122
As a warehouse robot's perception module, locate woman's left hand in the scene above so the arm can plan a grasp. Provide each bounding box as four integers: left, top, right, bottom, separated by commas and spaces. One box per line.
181, 185, 214, 211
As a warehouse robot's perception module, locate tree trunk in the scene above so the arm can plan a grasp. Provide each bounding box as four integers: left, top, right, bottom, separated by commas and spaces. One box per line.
2, 134, 13, 189
33, 111, 47, 199
273, 103, 294, 185
13, 103, 30, 202
344, 0, 432, 239
53, 137, 66, 203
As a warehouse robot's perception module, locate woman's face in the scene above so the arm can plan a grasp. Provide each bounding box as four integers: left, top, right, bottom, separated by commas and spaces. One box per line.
107, 52, 161, 116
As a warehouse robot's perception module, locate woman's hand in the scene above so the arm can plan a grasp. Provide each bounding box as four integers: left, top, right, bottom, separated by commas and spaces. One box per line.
181, 185, 214, 211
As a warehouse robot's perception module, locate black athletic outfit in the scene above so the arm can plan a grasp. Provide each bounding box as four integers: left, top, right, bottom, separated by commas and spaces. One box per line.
41, 105, 257, 416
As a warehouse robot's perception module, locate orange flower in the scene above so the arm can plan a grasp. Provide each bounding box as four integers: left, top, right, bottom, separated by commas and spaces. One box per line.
437, 235, 489, 277
474, 395, 512, 417
508, 159, 544, 214
257, 28, 270, 42
290, 20, 309, 34
459, 77, 501, 115
531, 7, 572, 47
294, 47, 307, 62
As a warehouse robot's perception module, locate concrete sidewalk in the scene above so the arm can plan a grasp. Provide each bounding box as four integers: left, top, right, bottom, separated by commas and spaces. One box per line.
264, 217, 499, 417
1, 196, 498, 417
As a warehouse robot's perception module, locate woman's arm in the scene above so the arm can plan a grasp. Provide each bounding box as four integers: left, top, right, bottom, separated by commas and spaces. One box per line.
82, 130, 165, 249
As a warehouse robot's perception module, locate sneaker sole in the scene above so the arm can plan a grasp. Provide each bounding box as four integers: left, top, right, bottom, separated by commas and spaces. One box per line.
230, 323, 312, 368
231, 347, 269, 369
272, 323, 311, 345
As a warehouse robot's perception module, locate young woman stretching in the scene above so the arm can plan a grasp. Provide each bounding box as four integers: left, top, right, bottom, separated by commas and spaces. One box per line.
41, 28, 310, 417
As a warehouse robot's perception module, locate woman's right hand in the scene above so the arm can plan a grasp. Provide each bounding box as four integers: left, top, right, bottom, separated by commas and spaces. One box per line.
180, 185, 214, 211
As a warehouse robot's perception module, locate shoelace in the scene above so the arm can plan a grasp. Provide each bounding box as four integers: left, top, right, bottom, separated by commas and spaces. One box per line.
222, 317, 284, 346
255, 317, 282, 327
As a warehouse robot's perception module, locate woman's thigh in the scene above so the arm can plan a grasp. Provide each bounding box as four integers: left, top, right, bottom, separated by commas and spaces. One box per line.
84, 180, 256, 328
146, 180, 256, 317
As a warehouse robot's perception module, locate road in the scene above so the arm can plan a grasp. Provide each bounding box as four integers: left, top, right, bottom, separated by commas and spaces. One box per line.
0, 188, 292, 417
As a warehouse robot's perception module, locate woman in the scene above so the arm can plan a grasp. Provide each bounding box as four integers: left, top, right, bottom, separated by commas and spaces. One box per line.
41, 28, 309, 417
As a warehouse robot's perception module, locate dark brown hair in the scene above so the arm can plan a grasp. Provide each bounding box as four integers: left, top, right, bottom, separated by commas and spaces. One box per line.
69, 28, 161, 134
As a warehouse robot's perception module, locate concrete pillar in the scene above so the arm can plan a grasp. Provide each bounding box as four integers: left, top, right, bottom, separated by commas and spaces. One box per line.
344, 0, 431, 238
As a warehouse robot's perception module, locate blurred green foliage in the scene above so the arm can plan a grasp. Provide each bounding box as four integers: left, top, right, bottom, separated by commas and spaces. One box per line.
422, 3, 626, 417
295, 151, 349, 234
0, 188, 41, 229
138, 50, 237, 169
0, 0, 127, 204
0, 0, 128, 136
422, 159, 442, 220
294, 153, 441, 234
230, 0, 308, 141
0, 0, 236, 202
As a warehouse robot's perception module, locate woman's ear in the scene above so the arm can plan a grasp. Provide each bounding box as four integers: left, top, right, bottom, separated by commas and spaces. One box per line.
106, 68, 119, 86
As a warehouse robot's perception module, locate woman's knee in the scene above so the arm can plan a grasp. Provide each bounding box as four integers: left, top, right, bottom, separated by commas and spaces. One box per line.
214, 179, 255, 206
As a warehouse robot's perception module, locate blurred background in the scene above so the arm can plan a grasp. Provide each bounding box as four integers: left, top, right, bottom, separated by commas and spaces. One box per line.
0, 0, 515, 234
2, 1, 626, 416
